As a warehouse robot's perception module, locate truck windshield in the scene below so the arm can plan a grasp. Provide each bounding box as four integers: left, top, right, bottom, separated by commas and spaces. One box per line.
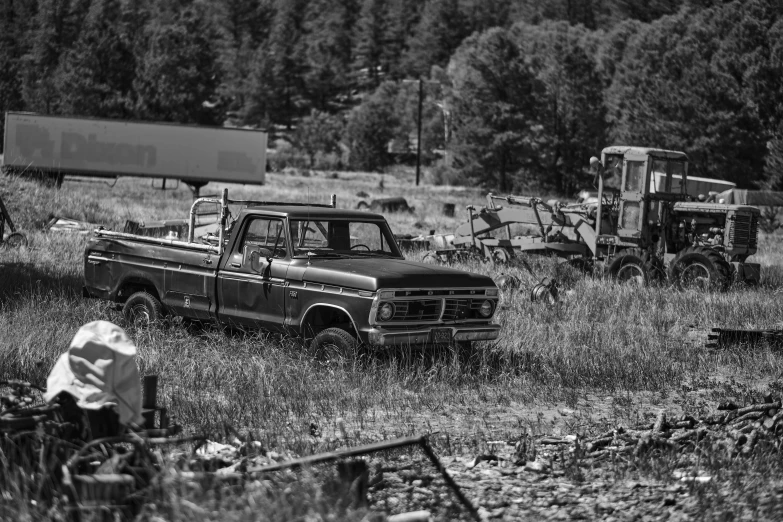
289, 219, 400, 257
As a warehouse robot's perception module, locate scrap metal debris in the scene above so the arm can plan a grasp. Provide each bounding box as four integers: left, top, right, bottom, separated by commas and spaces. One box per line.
356, 197, 414, 213
0, 193, 27, 247
707, 327, 783, 349
2, 321, 477, 520
45, 215, 101, 234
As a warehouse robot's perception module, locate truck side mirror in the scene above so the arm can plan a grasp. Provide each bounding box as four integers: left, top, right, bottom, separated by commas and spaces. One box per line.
249, 247, 273, 273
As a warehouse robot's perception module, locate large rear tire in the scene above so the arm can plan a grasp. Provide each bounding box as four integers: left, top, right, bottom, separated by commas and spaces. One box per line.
606, 248, 662, 286
122, 291, 163, 327
668, 246, 730, 291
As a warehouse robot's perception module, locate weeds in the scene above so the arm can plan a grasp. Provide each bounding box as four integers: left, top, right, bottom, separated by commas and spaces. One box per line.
2, 172, 783, 519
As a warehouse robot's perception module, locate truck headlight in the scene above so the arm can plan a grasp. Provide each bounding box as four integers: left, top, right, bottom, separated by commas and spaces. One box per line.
378, 302, 395, 321
478, 300, 494, 318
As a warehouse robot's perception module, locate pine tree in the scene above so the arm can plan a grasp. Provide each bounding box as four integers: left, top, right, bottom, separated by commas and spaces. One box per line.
344, 82, 401, 171
382, 0, 424, 78
56, 0, 136, 118
266, 0, 308, 127
302, 0, 355, 111
448, 27, 543, 192
606, 2, 779, 187
0, 0, 31, 144
133, 1, 222, 124
403, 0, 467, 79
352, 0, 388, 88
21, 0, 88, 114
514, 22, 607, 194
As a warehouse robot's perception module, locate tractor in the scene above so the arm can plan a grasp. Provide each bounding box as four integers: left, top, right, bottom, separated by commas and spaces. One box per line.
429, 146, 760, 289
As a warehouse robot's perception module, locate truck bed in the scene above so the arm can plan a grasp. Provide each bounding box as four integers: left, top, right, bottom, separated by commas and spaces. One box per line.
85, 234, 219, 320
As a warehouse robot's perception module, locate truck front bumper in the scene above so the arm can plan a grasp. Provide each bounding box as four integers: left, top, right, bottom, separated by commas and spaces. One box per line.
366, 324, 500, 347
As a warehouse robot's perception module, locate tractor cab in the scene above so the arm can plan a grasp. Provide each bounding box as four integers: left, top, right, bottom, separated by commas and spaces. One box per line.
598, 146, 689, 247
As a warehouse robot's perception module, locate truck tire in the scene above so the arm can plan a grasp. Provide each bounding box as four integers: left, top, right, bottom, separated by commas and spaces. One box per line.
606, 248, 662, 286
123, 291, 163, 327
312, 327, 357, 359
668, 246, 730, 291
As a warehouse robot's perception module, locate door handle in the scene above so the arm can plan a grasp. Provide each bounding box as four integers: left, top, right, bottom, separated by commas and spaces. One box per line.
230, 262, 241, 268
202, 258, 213, 265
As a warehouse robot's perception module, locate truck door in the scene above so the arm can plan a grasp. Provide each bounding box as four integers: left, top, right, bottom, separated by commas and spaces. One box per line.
618, 154, 650, 239
217, 216, 290, 331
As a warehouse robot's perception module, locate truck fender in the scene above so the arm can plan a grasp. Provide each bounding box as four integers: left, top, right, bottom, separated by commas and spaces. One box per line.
115, 274, 162, 303
299, 303, 360, 339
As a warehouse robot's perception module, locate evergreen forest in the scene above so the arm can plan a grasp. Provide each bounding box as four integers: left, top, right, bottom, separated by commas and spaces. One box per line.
1, 0, 782, 194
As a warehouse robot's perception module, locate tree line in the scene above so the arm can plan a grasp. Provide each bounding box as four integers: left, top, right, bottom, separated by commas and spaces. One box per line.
0, 0, 781, 194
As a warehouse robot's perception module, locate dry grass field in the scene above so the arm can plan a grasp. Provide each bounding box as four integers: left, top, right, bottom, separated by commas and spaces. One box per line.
2, 169, 783, 520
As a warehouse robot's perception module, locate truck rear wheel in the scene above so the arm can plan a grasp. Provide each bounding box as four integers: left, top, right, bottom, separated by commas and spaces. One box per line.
312, 327, 357, 359
123, 291, 163, 327
668, 246, 730, 291
607, 248, 661, 286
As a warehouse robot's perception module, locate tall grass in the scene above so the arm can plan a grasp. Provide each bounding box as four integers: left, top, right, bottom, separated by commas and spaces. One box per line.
2, 171, 783, 519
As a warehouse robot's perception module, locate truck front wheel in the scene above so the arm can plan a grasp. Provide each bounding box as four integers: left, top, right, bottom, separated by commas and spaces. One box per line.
123, 291, 163, 327
312, 327, 357, 359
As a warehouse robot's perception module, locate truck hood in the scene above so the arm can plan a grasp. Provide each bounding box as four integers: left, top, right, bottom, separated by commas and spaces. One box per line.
301, 258, 495, 291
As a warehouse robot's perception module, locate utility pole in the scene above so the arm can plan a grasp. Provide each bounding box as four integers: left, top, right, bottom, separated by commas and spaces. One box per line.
415, 78, 423, 187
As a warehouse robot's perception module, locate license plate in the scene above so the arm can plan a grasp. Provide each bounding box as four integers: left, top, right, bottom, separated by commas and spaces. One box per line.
432, 328, 452, 344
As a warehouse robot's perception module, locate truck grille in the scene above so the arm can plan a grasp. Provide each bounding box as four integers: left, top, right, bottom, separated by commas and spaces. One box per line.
730, 214, 758, 249
442, 298, 486, 321
392, 300, 442, 322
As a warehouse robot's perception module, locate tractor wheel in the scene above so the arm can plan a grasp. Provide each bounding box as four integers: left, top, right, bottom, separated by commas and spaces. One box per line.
606, 248, 662, 286
668, 246, 731, 291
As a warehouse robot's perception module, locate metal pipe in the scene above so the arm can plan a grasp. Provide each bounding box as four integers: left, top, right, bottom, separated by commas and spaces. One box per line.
188, 197, 223, 243
466, 205, 478, 250
94, 229, 219, 253
330, 194, 337, 208
247, 436, 426, 473
246, 435, 480, 522
415, 78, 423, 187
218, 189, 228, 255
595, 170, 604, 258
419, 438, 481, 522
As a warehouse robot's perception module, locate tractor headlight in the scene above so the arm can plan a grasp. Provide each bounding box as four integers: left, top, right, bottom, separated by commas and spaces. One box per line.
378, 302, 395, 321
478, 299, 494, 318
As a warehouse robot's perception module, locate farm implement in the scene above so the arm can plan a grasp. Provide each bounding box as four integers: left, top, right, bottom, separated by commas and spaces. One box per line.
426, 146, 761, 289
0, 193, 26, 247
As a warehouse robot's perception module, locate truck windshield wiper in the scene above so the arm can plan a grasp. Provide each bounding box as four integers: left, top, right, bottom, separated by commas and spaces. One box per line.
347, 251, 398, 258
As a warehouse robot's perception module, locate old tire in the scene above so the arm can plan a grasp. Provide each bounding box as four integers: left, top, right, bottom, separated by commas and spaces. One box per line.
668, 246, 730, 291
123, 291, 163, 327
4, 232, 28, 248
607, 248, 661, 286
312, 327, 357, 359
490, 247, 513, 264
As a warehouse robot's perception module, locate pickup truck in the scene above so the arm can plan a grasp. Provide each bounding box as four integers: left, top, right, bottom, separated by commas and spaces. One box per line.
83, 191, 501, 352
